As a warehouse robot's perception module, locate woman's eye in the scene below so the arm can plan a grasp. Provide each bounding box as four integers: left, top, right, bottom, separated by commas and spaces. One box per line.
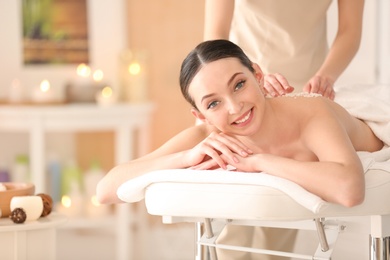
234, 80, 245, 91
207, 100, 219, 109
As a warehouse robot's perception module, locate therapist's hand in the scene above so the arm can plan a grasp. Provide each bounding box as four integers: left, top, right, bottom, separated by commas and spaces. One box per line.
303, 75, 335, 100
263, 73, 294, 97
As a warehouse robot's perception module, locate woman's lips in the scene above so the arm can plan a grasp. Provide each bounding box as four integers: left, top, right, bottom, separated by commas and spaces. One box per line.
233, 108, 252, 125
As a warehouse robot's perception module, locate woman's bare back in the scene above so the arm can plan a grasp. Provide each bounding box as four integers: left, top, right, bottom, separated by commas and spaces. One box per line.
268, 95, 384, 155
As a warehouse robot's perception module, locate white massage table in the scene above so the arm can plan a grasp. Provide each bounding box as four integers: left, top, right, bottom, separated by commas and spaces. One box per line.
118, 84, 390, 260
118, 161, 390, 260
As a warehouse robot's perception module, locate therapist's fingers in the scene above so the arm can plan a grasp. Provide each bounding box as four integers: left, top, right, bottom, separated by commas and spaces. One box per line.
264, 73, 294, 96
304, 75, 335, 99
304, 76, 322, 94
322, 83, 335, 100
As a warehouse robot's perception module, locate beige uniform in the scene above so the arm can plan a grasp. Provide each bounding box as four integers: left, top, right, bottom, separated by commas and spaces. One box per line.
230, 0, 332, 91
216, 1, 332, 259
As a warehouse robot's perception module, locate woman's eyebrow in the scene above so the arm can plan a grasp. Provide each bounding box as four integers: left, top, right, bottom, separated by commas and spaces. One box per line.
200, 72, 244, 104
227, 72, 243, 86
201, 93, 215, 104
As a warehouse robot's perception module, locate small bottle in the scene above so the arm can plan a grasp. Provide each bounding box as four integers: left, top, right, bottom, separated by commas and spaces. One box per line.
60, 160, 84, 216
11, 154, 29, 182
0, 161, 10, 182
84, 160, 109, 217
84, 160, 104, 198
47, 154, 62, 203
61, 160, 83, 198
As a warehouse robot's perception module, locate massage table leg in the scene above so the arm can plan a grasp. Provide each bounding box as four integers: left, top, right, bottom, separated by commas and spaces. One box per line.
370, 237, 390, 260
194, 218, 342, 260
370, 215, 390, 260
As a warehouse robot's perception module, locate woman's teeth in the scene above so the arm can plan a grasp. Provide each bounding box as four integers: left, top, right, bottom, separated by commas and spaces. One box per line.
235, 110, 251, 124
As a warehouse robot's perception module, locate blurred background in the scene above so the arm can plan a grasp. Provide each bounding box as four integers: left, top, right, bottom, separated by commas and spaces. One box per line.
0, 0, 388, 259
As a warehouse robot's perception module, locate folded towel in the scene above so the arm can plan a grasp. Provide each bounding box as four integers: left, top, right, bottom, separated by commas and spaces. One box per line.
358, 147, 390, 173
117, 169, 329, 213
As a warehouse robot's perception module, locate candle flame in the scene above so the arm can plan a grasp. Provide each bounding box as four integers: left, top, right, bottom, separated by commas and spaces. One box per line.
61, 195, 72, 208
91, 195, 101, 206
40, 79, 51, 92
93, 70, 104, 82
101, 86, 113, 98
128, 62, 141, 75
76, 63, 91, 77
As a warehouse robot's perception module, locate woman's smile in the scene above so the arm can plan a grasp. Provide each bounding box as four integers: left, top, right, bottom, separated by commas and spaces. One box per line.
232, 108, 253, 126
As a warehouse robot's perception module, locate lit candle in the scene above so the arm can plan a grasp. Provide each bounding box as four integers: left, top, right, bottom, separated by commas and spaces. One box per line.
119, 50, 149, 103
86, 195, 110, 218
77, 63, 91, 77
92, 69, 104, 83
84, 162, 110, 217
31, 79, 56, 103
74, 63, 92, 86
95, 86, 117, 106
127, 60, 148, 102
56, 183, 84, 217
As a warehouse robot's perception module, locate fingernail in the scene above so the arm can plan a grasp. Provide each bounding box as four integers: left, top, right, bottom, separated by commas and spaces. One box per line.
241, 151, 248, 156
233, 156, 239, 163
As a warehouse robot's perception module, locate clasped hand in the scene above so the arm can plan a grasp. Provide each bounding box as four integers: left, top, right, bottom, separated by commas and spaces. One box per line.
184, 132, 258, 172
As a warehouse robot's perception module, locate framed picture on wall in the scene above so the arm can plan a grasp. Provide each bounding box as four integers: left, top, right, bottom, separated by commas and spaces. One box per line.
0, 0, 126, 100
22, 0, 89, 65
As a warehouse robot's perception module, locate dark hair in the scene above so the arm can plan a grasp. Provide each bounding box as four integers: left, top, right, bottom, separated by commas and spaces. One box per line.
179, 40, 254, 109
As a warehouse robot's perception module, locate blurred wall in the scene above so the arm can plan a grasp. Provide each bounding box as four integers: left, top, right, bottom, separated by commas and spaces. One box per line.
126, 0, 204, 150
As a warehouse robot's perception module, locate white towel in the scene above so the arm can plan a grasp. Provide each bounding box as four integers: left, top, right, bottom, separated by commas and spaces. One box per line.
117, 169, 328, 213
337, 84, 390, 173
335, 84, 390, 146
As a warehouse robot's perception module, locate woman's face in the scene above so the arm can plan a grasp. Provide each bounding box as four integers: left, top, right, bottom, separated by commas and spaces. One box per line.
188, 57, 266, 136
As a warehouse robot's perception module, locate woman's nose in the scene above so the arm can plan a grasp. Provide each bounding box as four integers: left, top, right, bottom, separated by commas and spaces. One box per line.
226, 98, 243, 114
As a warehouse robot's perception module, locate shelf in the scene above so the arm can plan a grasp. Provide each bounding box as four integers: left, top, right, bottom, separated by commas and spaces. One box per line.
0, 212, 67, 231
0, 102, 154, 260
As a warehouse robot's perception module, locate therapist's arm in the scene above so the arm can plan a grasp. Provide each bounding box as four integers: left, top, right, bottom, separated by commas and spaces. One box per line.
204, 0, 235, 40
304, 0, 364, 99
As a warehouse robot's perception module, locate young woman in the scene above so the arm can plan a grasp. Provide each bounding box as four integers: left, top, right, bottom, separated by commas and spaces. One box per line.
97, 40, 383, 207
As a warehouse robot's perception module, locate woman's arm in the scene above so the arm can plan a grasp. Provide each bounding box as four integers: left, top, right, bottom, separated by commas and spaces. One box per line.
97, 151, 190, 204
304, 0, 364, 99
225, 114, 365, 207
97, 125, 252, 204
203, 0, 235, 40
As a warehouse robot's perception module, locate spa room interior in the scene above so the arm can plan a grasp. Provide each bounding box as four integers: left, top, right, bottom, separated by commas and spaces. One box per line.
0, 0, 389, 259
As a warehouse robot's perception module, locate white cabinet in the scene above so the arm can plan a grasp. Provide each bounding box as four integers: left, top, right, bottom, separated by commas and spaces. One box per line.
0, 103, 154, 260
0, 213, 67, 260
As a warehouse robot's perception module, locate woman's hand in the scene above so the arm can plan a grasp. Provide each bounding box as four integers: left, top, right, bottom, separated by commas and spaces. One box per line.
184, 132, 252, 170
220, 153, 262, 172
303, 75, 335, 100
263, 73, 294, 97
